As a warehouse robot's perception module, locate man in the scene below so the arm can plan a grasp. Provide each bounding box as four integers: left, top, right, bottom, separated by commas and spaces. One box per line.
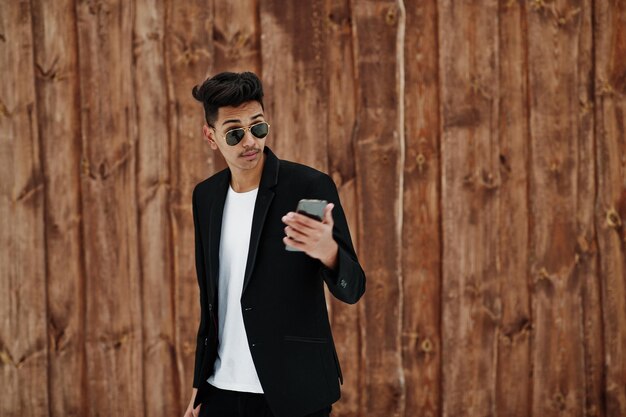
183, 72, 366, 417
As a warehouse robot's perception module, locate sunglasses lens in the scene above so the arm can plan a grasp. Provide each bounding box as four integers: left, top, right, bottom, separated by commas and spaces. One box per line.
225, 129, 245, 145
250, 122, 269, 139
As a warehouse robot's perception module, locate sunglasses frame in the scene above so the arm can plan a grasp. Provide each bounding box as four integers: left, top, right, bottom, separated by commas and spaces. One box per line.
213, 121, 271, 146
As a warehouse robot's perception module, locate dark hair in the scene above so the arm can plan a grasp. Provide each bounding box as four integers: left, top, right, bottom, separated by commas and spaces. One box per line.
192, 71, 264, 127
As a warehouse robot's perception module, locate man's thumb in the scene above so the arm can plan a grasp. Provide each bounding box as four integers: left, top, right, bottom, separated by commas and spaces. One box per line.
324, 203, 335, 224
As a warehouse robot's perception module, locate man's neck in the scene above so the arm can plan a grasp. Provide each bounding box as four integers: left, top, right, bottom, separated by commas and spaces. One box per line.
229, 153, 266, 193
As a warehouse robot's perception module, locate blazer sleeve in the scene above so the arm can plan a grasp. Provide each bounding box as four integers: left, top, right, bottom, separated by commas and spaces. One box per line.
192, 186, 208, 388
310, 173, 366, 304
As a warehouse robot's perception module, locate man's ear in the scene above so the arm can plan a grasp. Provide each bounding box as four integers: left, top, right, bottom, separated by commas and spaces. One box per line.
202, 125, 218, 150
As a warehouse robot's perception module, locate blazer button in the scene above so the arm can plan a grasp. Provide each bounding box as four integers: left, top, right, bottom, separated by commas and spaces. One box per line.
204, 337, 208, 346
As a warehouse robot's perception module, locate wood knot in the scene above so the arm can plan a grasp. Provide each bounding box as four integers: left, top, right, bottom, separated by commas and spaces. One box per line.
0, 348, 14, 366
385, 6, 397, 25
234, 31, 248, 48
113, 333, 129, 350
606, 208, 622, 228
421, 338, 433, 353
550, 159, 560, 173
555, 7, 581, 27
499, 154, 511, 173
502, 317, 531, 344
530, 0, 546, 12
534, 267, 555, 296
0, 99, 10, 117
480, 170, 499, 189
81, 156, 91, 176
597, 78, 615, 96
553, 392, 566, 411
579, 98, 594, 114
416, 153, 426, 173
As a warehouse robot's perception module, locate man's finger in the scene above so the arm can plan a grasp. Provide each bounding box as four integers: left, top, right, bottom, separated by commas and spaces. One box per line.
284, 236, 306, 249
285, 226, 309, 241
323, 203, 334, 225
283, 213, 318, 230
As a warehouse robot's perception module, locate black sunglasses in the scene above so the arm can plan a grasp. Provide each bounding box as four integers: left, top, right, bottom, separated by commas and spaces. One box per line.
217, 121, 271, 146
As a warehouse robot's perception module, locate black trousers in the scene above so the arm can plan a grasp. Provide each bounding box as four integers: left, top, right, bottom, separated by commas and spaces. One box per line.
199, 384, 332, 417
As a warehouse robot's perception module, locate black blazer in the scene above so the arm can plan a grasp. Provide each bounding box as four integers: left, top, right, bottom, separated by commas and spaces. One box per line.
191, 147, 366, 417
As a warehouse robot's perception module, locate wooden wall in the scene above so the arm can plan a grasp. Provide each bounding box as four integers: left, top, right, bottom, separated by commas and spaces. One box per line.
1, 0, 625, 416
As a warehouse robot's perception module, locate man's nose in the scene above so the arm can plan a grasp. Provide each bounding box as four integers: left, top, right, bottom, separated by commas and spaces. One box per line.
241, 128, 256, 147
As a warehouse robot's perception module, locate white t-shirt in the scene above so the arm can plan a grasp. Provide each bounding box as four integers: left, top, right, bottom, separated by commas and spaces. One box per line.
207, 185, 264, 393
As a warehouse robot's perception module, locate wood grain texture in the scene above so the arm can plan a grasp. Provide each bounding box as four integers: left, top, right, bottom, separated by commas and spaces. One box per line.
526, 0, 597, 415
402, 1, 441, 416
575, 2, 605, 416
325, 0, 361, 415
439, 1, 502, 415
75, 0, 144, 415
2, 0, 626, 416
494, 1, 531, 416
163, 0, 215, 408
212, 0, 260, 75
211, 0, 261, 173
134, 0, 179, 416
351, 1, 406, 416
30, 0, 86, 415
594, 0, 626, 415
0, 1, 49, 416
260, 0, 329, 170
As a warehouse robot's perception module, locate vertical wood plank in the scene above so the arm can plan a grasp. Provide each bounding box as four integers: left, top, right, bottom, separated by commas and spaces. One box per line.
575, 2, 605, 416
438, 1, 502, 415
594, 0, 626, 414
325, 0, 361, 415
494, 1, 532, 416
212, 0, 261, 172
212, 0, 260, 75
350, 1, 406, 415
30, 0, 86, 415
260, 0, 329, 170
163, 0, 215, 408
0, 1, 49, 416
402, 0, 442, 416
133, 1, 179, 416
75, 1, 144, 415
526, 0, 596, 415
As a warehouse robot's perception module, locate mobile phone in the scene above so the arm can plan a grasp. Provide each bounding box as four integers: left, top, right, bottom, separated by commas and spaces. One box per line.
285, 199, 328, 252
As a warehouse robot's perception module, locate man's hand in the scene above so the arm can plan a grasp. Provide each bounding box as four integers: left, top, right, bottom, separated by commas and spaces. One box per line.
183, 388, 201, 417
282, 203, 339, 270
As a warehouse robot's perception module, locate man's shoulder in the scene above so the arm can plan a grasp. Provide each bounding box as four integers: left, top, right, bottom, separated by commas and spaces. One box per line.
278, 158, 330, 184
193, 168, 229, 200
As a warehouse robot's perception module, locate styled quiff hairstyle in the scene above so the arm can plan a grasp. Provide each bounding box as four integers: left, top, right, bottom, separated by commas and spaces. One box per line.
191, 71, 265, 127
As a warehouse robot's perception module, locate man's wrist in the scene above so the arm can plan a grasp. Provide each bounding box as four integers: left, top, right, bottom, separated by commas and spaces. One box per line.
320, 242, 339, 270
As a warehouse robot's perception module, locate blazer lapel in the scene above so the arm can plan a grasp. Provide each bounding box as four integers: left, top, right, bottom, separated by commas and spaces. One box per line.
242, 147, 280, 294
208, 171, 229, 295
